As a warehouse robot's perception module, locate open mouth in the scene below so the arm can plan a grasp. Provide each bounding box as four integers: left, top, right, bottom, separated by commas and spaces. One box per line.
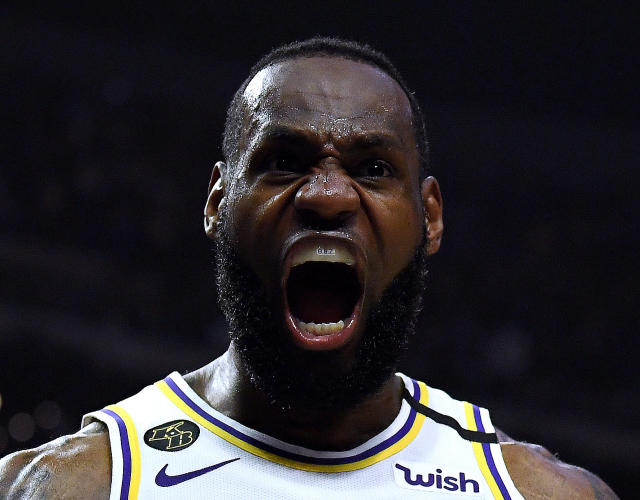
282, 238, 364, 350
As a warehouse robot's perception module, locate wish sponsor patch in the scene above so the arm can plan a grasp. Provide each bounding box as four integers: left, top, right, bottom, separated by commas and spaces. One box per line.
393, 461, 482, 496
144, 419, 200, 452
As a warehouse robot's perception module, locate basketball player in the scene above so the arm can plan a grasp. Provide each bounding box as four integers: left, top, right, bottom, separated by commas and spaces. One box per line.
0, 38, 618, 499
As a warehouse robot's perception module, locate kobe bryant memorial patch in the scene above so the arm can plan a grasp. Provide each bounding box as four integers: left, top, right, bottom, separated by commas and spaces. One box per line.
144, 420, 200, 452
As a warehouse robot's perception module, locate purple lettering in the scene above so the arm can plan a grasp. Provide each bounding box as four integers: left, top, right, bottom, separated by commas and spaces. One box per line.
443, 475, 458, 491
460, 472, 480, 493
395, 464, 434, 487
396, 464, 479, 493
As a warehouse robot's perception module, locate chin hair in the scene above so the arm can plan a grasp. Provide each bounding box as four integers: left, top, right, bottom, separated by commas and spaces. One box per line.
214, 221, 428, 412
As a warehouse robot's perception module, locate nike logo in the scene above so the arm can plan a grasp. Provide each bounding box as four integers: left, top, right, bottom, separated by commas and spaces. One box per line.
155, 457, 240, 487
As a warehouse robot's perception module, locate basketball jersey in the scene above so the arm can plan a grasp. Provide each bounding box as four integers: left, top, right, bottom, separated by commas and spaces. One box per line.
82, 372, 524, 499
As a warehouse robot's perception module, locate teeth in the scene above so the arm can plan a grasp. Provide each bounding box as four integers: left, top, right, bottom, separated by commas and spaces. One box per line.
298, 319, 345, 336
291, 243, 355, 267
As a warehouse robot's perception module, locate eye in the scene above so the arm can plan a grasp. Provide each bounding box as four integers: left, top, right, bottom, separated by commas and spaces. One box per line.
265, 154, 303, 173
357, 159, 393, 178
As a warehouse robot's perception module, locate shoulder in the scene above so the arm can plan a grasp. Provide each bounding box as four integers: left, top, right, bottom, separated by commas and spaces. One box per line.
0, 422, 111, 499
497, 431, 619, 499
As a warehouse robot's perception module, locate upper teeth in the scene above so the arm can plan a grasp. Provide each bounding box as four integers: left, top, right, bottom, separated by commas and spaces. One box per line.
291, 243, 355, 267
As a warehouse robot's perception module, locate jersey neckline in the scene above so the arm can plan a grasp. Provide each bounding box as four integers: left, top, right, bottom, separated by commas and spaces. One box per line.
154, 372, 429, 472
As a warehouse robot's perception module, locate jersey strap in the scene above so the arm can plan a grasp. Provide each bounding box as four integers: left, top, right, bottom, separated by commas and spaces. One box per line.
402, 387, 498, 443
464, 402, 514, 500
89, 405, 141, 500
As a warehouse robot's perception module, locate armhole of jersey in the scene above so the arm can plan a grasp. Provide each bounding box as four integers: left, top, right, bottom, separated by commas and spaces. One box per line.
463, 403, 525, 500
82, 405, 141, 500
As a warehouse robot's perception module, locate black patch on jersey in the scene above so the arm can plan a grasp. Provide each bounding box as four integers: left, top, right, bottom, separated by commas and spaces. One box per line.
402, 388, 498, 443
144, 419, 200, 452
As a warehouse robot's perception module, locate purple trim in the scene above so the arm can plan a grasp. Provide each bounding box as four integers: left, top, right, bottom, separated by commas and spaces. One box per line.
164, 376, 421, 466
102, 409, 132, 500
472, 405, 511, 500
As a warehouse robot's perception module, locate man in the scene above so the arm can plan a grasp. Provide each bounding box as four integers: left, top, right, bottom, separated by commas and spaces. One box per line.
0, 38, 617, 499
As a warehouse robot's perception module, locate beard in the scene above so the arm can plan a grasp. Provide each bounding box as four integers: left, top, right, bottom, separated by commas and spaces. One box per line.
214, 221, 428, 412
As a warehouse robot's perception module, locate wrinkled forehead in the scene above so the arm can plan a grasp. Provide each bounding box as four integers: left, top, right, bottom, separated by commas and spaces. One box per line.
241, 57, 414, 137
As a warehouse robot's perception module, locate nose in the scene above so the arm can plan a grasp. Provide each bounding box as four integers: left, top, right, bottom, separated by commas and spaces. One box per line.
294, 165, 360, 224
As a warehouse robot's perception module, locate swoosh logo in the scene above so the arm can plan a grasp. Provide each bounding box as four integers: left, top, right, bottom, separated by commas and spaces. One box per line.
155, 458, 240, 487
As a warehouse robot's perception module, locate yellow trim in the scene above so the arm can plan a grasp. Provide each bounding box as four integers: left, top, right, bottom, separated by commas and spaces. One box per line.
105, 404, 141, 500
464, 402, 503, 500
155, 378, 429, 473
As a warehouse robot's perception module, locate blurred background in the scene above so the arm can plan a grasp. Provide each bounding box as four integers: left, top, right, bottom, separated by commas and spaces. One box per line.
1, 1, 637, 495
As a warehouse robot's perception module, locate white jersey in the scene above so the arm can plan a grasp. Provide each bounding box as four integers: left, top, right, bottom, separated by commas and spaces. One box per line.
83, 372, 524, 499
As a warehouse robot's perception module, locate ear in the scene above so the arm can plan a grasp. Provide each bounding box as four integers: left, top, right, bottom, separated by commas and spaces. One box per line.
421, 176, 443, 255
204, 161, 227, 240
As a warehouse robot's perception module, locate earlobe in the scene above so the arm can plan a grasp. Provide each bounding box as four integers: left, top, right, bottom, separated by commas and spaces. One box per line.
204, 161, 227, 240
421, 176, 444, 255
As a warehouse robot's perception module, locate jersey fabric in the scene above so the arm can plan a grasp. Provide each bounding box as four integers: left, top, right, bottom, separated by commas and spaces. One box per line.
82, 372, 524, 499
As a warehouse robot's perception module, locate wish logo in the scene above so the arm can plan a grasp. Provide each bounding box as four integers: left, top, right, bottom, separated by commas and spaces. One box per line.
394, 462, 481, 495
144, 420, 200, 452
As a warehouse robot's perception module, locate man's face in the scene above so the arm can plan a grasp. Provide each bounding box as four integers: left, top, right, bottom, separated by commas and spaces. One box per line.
210, 56, 433, 408
225, 56, 424, 344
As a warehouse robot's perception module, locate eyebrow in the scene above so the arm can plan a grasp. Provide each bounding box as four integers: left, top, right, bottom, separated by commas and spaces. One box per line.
346, 132, 403, 151
254, 126, 309, 147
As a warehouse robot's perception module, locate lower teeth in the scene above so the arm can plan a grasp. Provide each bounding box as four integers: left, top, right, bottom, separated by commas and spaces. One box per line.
298, 319, 345, 335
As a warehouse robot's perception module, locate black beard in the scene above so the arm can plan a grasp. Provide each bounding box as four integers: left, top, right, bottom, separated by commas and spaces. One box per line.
214, 224, 428, 412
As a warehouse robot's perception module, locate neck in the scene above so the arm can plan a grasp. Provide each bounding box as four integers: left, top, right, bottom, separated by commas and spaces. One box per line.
186, 348, 403, 451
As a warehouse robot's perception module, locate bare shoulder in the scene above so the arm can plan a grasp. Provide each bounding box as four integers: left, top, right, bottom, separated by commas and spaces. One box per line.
497, 431, 619, 499
0, 421, 111, 499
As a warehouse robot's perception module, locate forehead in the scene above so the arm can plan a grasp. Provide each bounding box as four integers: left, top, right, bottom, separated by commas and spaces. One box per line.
241, 56, 414, 144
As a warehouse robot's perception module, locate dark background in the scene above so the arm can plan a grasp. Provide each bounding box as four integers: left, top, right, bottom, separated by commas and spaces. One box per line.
1, 2, 637, 496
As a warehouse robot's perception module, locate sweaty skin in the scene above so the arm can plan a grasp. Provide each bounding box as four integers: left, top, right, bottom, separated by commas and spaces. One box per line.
0, 57, 619, 499
204, 57, 438, 448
